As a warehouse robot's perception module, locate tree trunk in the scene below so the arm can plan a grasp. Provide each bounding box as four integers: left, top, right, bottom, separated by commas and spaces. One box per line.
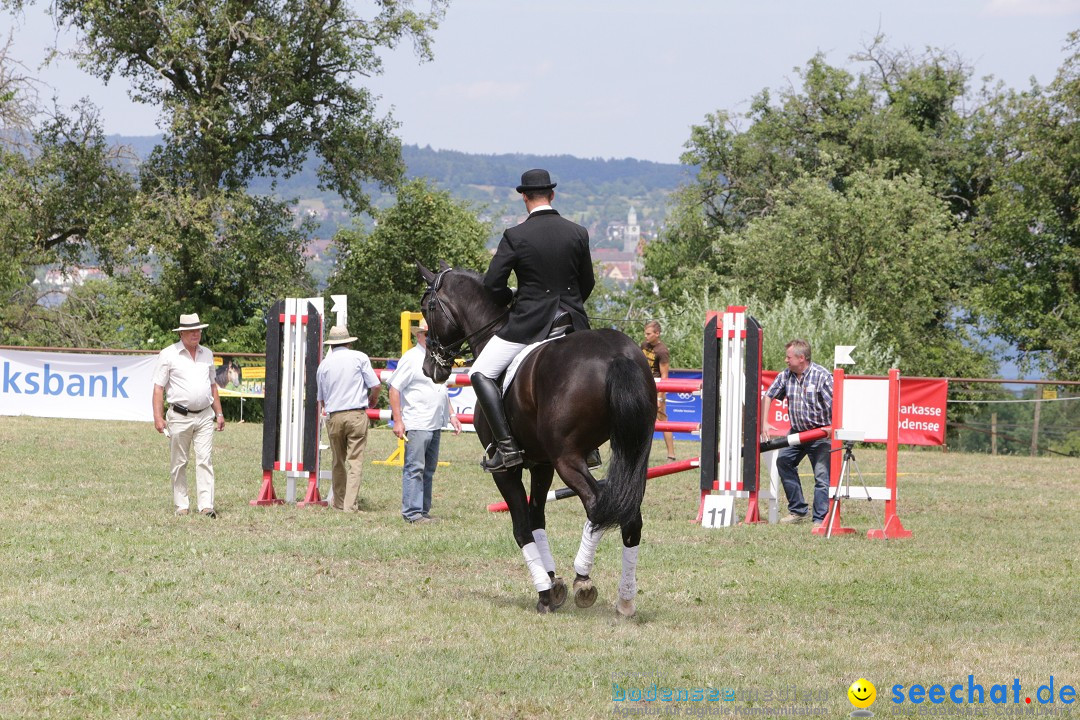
991, 412, 997, 456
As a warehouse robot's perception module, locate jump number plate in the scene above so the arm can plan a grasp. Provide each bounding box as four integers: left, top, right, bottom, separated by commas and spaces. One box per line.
701, 494, 735, 529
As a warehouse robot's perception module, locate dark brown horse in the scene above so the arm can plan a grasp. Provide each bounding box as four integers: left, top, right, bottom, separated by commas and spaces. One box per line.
418, 263, 657, 615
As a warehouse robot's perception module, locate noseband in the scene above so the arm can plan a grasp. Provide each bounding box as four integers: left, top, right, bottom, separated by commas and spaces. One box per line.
423, 269, 508, 372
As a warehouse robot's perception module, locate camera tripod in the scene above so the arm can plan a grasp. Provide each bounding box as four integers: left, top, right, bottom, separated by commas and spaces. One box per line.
825, 441, 872, 539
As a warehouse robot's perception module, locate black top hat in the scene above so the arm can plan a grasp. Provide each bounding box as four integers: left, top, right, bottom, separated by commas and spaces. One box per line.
515, 169, 557, 193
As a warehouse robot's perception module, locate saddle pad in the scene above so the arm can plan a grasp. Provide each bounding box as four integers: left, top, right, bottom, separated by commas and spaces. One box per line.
502, 336, 566, 393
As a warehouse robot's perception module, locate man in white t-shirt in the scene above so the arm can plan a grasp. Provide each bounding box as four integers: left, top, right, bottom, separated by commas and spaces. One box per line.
152, 313, 226, 518
389, 319, 462, 524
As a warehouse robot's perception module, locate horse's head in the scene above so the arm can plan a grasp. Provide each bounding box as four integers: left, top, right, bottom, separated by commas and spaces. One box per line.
418, 261, 460, 383
416, 260, 505, 383
228, 362, 241, 387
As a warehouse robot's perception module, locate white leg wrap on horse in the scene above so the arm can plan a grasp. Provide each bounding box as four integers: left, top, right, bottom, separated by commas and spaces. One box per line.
531, 529, 556, 574
573, 520, 605, 577
521, 542, 553, 592
619, 545, 639, 601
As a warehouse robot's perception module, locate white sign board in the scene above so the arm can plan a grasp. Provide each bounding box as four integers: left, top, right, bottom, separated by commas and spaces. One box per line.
0, 349, 157, 422
840, 378, 889, 442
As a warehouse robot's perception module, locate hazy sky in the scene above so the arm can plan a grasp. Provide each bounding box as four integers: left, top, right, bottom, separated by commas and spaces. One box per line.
5, 0, 1080, 163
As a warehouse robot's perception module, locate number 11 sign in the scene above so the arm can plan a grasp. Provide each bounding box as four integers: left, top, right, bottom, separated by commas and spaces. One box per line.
700, 493, 735, 528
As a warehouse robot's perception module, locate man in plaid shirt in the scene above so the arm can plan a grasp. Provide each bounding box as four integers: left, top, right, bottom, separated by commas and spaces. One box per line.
761, 339, 834, 527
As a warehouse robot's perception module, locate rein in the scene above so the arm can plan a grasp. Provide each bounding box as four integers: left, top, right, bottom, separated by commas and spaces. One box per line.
424, 269, 508, 370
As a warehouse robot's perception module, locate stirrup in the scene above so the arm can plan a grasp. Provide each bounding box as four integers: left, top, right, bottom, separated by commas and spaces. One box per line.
480, 443, 523, 472
480, 451, 524, 472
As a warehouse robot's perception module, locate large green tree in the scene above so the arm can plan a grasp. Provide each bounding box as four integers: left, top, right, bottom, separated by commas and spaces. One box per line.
0, 98, 139, 344
644, 40, 996, 377
732, 163, 987, 377
327, 178, 490, 358
0, 32, 36, 135
974, 31, 1080, 378
11, 0, 449, 211
4, 0, 448, 346
131, 185, 317, 342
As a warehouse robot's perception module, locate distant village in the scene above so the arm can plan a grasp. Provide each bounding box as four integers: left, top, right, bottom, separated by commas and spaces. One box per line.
28, 141, 683, 304
32, 267, 108, 307
482, 205, 652, 287
302, 203, 655, 288
579, 205, 652, 287
36, 195, 662, 307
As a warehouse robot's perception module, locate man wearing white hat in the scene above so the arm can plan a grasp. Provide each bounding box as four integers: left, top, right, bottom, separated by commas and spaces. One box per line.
388, 319, 462, 524
152, 313, 226, 517
316, 326, 381, 512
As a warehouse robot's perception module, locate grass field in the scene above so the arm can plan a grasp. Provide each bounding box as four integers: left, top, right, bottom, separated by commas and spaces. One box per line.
1, 416, 1078, 719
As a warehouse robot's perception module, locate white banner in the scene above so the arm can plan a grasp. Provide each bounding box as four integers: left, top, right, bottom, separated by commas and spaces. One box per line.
0, 350, 157, 422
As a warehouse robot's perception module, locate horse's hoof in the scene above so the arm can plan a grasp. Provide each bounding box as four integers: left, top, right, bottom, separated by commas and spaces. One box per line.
550, 577, 567, 609
616, 597, 637, 618
536, 598, 553, 614
573, 577, 598, 608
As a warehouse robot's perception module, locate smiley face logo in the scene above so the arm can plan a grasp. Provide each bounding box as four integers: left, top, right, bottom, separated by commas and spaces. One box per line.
848, 678, 876, 713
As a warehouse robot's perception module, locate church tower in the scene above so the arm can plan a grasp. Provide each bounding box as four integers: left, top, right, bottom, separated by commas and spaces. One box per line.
625, 206, 641, 253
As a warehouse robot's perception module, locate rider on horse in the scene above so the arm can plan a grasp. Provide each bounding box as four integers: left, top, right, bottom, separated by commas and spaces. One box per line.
469, 169, 595, 472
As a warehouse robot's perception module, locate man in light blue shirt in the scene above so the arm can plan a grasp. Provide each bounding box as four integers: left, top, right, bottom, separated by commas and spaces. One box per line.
316, 326, 381, 512
389, 319, 462, 523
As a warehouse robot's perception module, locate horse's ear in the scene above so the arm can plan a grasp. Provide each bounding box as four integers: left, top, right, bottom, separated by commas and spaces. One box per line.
438, 260, 451, 272
416, 261, 436, 285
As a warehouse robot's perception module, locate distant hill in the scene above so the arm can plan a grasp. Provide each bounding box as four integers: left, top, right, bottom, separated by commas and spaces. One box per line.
105, 135, 692, 243
400, 144, 689, 191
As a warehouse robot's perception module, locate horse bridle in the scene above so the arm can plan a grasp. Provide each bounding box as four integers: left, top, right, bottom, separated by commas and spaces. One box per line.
423, 268, 508, 371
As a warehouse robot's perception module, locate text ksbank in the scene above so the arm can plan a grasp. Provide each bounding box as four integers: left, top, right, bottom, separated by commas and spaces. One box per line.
3, 362, 131, 398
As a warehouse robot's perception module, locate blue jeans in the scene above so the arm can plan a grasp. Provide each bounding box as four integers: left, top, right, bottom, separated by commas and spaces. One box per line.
776, 437, 832, 522
402, 429, 441, 521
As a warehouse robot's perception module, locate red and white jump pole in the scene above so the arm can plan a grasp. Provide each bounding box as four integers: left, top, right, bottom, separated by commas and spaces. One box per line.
367, 404, 701, 438
374, 368, 700, 396
486, 456, 701, 513
758, 427, 830, 453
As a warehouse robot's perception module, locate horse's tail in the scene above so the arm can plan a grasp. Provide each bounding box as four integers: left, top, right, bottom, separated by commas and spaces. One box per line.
590, 355, 655, 531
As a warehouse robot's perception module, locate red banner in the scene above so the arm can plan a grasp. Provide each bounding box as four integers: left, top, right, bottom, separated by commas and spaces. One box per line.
759, 371, 947, 446
897, 377, 948, 446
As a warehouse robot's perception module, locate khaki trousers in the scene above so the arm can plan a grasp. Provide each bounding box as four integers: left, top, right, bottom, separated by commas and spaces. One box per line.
167, 407, 216, 512
327, 410, 370, 511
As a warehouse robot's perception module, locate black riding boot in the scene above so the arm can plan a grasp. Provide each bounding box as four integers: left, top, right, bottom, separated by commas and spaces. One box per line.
472, 374, 524, 472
